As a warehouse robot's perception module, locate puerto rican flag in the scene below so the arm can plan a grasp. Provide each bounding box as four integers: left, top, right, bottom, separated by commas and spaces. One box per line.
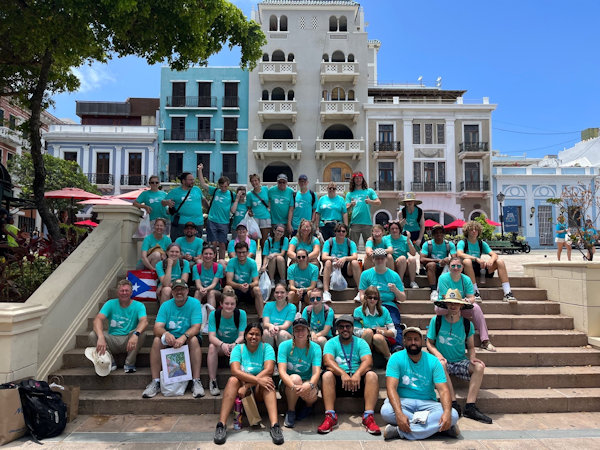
127, 270, 158, 301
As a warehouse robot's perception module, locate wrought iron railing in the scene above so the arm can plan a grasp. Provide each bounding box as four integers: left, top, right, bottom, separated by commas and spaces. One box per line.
86, 173, 114, 185
411, 182, 451, 192
374, 180, 402, 191
459, 142, 489, 153
121, 175, 147, 186
164, 130, 216, 141
222, 96, 239, 108
459, 181, 490, 191
374, 141, 401, 152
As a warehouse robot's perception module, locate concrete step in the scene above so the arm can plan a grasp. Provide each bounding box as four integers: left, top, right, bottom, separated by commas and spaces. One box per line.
402, 314, 574, 330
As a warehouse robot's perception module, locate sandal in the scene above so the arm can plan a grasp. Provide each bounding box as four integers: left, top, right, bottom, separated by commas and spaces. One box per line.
480, 341, 497, 352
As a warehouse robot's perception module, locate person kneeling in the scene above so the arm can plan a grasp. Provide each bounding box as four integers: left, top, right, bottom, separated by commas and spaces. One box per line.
213, 323, 284, 445
427, 289, 492, 424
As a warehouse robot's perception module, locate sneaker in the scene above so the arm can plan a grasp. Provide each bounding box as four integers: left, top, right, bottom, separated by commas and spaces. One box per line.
480, 340, 497, 352
474, 291, 482, 302
270, 423, 284, 445
430, 290, 438, 302
124, 365, 136, 374
452, 400, 462, 417
284, 410, 296, 428
142, 380, 160, 398
384, 424, 402, 441
317, 412, 338, 434
409, 281, 419, 289
503, 292, 518, 303
444, 423, 461, 438
464, 404, 493, 424
214, 422, 227, 445
353, 292, 361, 302
323, 291, 332, 303
111, 363, 117, 372
192, 378, 205, 398
209, 379, 220, 396
362, 414, 381, 435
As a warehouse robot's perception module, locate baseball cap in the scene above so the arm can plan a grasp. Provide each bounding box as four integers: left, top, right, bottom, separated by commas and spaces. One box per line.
402, 326, 423, 337
277, 173, 288, 181
172, 279, 188, 289
298, 174, 308, 181
335, 314, 354, 327
184, 222, 196, 228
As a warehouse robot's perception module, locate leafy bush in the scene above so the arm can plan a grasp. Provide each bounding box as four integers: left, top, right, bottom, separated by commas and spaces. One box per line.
474, 214, 495, 241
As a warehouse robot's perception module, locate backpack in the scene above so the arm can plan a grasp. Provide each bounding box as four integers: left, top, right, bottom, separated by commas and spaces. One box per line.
425, 239, 451, 258
463, 238, 484, 256
18, 380, 67, 441
401, 206, 423, 224
327, 237, 352, 257
196, 262, 225, 288
433, 315, 471, 349
208, 189, 236, 222
305, 304, 334, 336
215, 308, 241, 331
263, 235, 285, 257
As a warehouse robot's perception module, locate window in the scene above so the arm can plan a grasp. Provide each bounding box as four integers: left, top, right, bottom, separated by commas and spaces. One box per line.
330, 167, 342, 182
0, 109, 4, 126
168, 153, 183, 182
464, 124, 480, 143
331, 87, 345, 101
412, 124, 421, 144
331, 50, 345, 62
197, 154, 211, 182
464, 161, 480, 189
347, 90, 355, 101
6, 152, 14, 164
378, 124, 393, 143
197, 117, 211, 141
222, 154, 237, 183
413, 161, 446, 190
128, 153, 143, 185
329, 16, 337, 31
413, 162, 421, 182
171, 82, 186, 107
272, 87, 285, 100
280, 15, 288, 31
223, 82, 238, 107
322, 53, 329, 62
378, 162, 394, 190
339, 16, 347, 32
269, 15, 277, 31
96, 152, 111, 184
223, 117, 237, 142
347, 53, 354, 62
287, 53, 294, 62
64, 151, 78, 162
437, 124, 445, 144
9, 115, 16, 130
262, 90, 269, 101
198, 82, 212, 107
272, 50, 285, 61
170, 117, 185, 140
414, 122, 445, 144
425, 124, 433, 144
262, 53, 269, 61
287, 90, 295, 101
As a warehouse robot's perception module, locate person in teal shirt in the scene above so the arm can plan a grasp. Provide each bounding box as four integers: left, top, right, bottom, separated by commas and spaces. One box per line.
133, 175, 168, 222
583, 218, 598, 261
353, 286, 395, 362
139, 218, 171, 270
261, 224, 289, 284
227, 223, 258, 259
315, 182, 348, 240
175, 222, 204, 263
263, 283, 297, 353
554, 215, 572, 261
322, 223, 360, 303
231, 187, 248, 238
420, 224, 457, 301
268, 173, 295, 235
427, 289, 492, 424
247, 174, 271, 250
278, 318, 322, 428
364, 224, 394, 270
287, 249, 319, 307
205, 176, 238, 260
345, 172, 380, 247
387, 221, 418, 288
163, 166, 206, 241
155, 243, 191, 304
225, 241, 263, 318
301, 288, 334, 348
291, 174, 317, 231
192, 245, 224, 308
397, 192, 425, 246
287, 219, 321, 267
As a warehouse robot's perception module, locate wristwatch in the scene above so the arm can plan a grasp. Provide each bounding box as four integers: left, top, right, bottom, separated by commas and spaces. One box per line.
308, 382, 316, 390
184, 333, 190, 340
134, 331, 141, 336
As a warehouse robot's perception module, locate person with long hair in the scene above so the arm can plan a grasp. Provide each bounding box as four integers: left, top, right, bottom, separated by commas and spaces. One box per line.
345, 172, 380, 248
213, 323, 283, 445
246, 173, 271, 249
387, 221, 418, 288
364, 224, 394, 270
278, 318, 322, 428
315, 181, 348, 241
231, 186, 248, 239
321, 222, 360, 303
155, 243, 190, 304
353, 286, 395, 362
301, 287, 334, 349
261, 223, 289, 283
139, 218, 171, 270
555, 215, 572, 261
287, 218, 321, 267
192, 245, 224, 308
133, 174, 168, 228
262, 283, 297, 359
287, 249, 319, 307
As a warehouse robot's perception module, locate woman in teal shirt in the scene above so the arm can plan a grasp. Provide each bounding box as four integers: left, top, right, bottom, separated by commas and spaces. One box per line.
262, 283, 297, 359
353, 286, 395, 362
246, 174, 271, 249
315, 181, 348, 240
261, 224, 289, 283
287, 219, 321, 267
192, 245, 224, 308
555, 215, 571, 261
364, 224, 394, 270
155, 243, 190, 304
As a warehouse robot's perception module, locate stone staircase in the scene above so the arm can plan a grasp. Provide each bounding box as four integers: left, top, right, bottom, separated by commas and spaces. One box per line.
51, 275, 600, 415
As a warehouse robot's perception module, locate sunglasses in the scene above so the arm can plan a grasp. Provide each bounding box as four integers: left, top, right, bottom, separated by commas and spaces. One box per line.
336, 229, 347, 233
366, 295, 378, 300
310, 296, 322, 302
297, 255, 307, 259
337, 324, 353, 330
149, 181, 159, 185
450, 264, 463, 269
328, 188, 336, 191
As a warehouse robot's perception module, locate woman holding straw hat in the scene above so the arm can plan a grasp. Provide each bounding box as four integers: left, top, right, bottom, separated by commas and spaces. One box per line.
397, 192, 425, 247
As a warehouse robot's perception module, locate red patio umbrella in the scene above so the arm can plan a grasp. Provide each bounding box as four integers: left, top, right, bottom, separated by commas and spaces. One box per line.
74, 219, 98, 228
113, 188, 149, 200
424, 219, 441, 228
78, 196, 132, 206
44, 187, 102, 200
444, 219, 466, 230
486, 218, 501, 226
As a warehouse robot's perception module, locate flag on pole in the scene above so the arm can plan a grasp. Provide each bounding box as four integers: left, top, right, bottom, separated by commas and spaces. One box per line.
127, 270, 158, 301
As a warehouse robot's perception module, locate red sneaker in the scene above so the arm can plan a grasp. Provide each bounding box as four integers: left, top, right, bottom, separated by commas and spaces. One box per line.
317, 413, 338, 434
362, 414, 381, 435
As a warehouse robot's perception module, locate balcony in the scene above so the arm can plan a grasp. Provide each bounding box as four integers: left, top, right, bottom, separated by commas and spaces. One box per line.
221, 172, 238, 184
374, 180, 402, 191
411, 182, 452, 192
373, 141, 402, 158
0, 126, 23, 147
458, 180, 490, 198
163, 130, 216, 142
165, 96, 217, 108
258, 61, 297, 84
86, 173, 114, 186
221, 130, 238, 143
459, 141, 489, 159
222, 96, 239, 109
253, 138, 301, 160
315, 139, 365, 160
258, 100, 297, 122
121, 175, 147, 186
320, 62, 360, 85
320, 100, 360, 123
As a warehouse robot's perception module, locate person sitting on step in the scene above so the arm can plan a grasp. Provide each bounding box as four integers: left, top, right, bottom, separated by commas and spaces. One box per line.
457, 220, 517, 303
301, 287, 334, 350
262, 283, 297, 365
287, 218, 321, 268
155, 243, 190, 304
353, 286, 396, 363
174, 221, 204, 265
363, 224, 394, 271
225, 241, 264, 319
138, 217, 171, 270
261, 223, 289, 283
420, 224, 457, 301
192, 245, 224, 309
287, 249, 319, 308
321, 222, 360, 303
427, 289, 493, 424
386, 221, 418, 289
227, 223, 258, 260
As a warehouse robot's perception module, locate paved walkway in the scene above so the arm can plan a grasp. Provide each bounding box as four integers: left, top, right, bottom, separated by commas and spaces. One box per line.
5, 412, 600, 449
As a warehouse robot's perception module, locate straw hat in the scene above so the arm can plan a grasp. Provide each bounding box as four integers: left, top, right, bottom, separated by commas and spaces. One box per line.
400, 192, 422, 205
434, 288, 474, 309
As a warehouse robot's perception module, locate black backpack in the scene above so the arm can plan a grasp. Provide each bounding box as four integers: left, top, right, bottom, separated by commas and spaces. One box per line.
327, 237, 352, 256
432, 315, 471, 349
463, 238, 484, 256
305, 304, 335, 336
425, 239, 451, 258
18, 379, 67, 440
401, 206, 423, 223
215, 308, 241, 331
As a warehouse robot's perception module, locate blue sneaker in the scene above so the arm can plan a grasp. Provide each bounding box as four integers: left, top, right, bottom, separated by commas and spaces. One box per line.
284, 410, 296, 428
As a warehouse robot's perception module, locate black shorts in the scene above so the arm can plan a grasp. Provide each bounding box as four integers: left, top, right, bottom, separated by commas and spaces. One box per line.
473, 261, 495, 278
234, 288, 254, 304
327, 371, 366, 398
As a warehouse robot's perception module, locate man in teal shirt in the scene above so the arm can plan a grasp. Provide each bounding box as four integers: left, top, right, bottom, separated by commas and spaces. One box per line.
175, 222, 204, 264
345, 172, 380, 247
268, 173, 295, 235
225, 241, 263, 318
420, 224, 457, 301
162, 165, 205, 241
291, 174, 317, 233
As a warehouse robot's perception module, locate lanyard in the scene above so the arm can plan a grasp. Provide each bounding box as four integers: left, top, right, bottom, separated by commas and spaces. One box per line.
340, 337, 355, 375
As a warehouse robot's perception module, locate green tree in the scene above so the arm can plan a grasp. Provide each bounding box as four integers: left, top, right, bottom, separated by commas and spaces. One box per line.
0, 0, 265, 241
474, 214, 495, 241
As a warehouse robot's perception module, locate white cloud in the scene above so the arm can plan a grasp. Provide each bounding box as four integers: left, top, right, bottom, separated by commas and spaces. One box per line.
71, 64, 116, 93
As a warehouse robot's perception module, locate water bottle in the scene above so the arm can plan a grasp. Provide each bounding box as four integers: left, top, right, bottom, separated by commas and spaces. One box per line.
233, 397, 243, 430
480, 267, 487, 285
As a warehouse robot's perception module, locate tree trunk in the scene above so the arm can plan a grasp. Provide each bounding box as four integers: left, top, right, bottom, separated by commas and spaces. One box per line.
28, 49, 61, 241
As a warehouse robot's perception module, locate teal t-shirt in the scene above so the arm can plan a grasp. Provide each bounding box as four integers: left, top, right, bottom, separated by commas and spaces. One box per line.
323, 335, 371, 374
292, 190, 317, 229
456, 239, 492, 258
263, 236, 290, 255
345, 188, 378, 225
322, 237, 357, 258
207, 186, 234, 225
141, 233, 172, 252
289, 236, 320, 254
135, 190, 167, 221
166, 186, 205, 225
268, 186, 295, 225
301, 305, 334, 337
232, 202, 248, 230
386, 350, 446, 401
246, 187, 270, 220
427, 315, 474, 363
191, 262, 224, 289
208, 309, 247, 344
421, 240, 457, 259
155, 259, 191, 287
365, 237, 389, 250
155, 296, 202, 339
387, 234, 410, 259
437, 272, 474, 299
402, 208, 422, 233
277, 339, 322, 381
175, 236, 204, 259
227, 238, 258, 256
263, 302, 297, 334
358, 267, 404, 305
316, 195, 347, 225
556, 223, 568, 238
99, 299, 147, 336
353, 305, 393, 330
287, 263, 319, 288
230, 342, 275, 375
226, 257, 259, 284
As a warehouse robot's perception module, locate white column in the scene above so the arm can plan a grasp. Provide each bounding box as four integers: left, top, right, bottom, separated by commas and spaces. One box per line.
148, 144, 156, 179
403, 120, 413, 190
446, 121, 456, 192
82, 144, 90, 175
114, 145, 122, 195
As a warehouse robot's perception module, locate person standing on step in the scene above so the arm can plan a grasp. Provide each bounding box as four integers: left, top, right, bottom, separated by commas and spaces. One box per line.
225, 241, 264, 319
420, 224, 457, 301
139, 218, 171, 270
345, 172, 380, 249
88, 279, 147, 374
206, 286, 247, 396
155, 243, 191, 304
318, 315, 381, 435
315, 181, 348, 241
262, 283, 297, 362
133, 175, 168, 230
287, 219, 321, 267
301, 287, 335, 350
278, 318, 322, 428
291, 174, 317, 235
246, 173, 271, 250
427, 289, 493, 424
175, 221, 204, 264
192, 245, 224, 309
380, 327, 460, 441
363, 224, 394, 270
457, 220, 517, 303
213, 323, 284, 445
142, 279, 204, 399
204, 176, 236, 261
387, 221, 419, 289
268, 173, 295, 236
287, 249, 319, 308
397, 192, 425, 247
261, 223, 289, 283
321, 222, 360, 303
353, 286, 396, 363
555, 215, 572, 261
162, 166, 205, 242
357, 248, 405, 351
231, 187, 248, 240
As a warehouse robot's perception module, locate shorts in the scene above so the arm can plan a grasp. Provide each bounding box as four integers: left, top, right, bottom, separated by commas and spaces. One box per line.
256, 218, 271, 229
555, 237, 571, 244
472, 261, 495, 278
327, 371, 366, 398
206, 219, 229, 243
446, 359, 471, 381
234, 288, 255, 304
161, 334, 202, 346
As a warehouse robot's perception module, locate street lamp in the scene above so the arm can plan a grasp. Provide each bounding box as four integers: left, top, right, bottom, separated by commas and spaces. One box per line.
496, 192, 505, 239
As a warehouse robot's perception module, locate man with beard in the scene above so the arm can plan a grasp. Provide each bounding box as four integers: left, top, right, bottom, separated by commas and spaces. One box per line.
380, 327, 459, 441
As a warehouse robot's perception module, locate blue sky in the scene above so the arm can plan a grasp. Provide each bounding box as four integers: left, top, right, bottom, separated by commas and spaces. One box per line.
49, 0, 600, 158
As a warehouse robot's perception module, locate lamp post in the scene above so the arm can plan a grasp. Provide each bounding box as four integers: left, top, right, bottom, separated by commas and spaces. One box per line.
497, 192, 505, 240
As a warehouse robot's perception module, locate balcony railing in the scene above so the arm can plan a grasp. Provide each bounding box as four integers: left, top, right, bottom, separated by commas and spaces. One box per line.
315, 139, 365, 160
315, 182, 349, 195
320, 100, 359, 122
222, 96, 239, 108
0, 126, 23, 146
374, 180, 402, 191
258, 100, 297, 122
320, 61, 360, 84
459, 142, 489, 153
221, 172, 238, 184
121, 174, 147, 186
459, 181, 490, 192
166, 96, 217, 108
86, 173, 114, 185
411, 182, 451, 192
258, 61, 297, 83
374, 141, 401, 152
253, 138, 302, 159
163, 130, 216, 141
221, 130, 238, 142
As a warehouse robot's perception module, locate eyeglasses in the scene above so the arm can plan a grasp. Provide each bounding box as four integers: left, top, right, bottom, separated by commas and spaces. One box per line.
450, 264, 463, 269
337, 324, 353, 330
328, 187, 336, 191
278, 180, 287, 184
297, 255, 307, 259
366, 295, 378, 300
236, 251, 248, 255
310, 296, 322, 302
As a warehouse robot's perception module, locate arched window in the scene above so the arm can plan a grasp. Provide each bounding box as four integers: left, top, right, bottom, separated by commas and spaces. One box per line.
262, 53, 269, 62
287, 53, 295, 62
347, 53, 355, 62
287, 90, 295, 101
322, 90, 329, 101
324, 124, 354, 139
347, 89, 355, 101
339, 16, 347, 32
262, 90, 269, 101
269, 15, 277, 31
272, 50, 285, 61
329, 16, 337, 32
331, 87, 345, 101
280, 15, 288, 31
263, 124, 293, 140
322, 53, 329, 62
272, 87, 285, 101
375, 210, 392, 226
332, 50, 345, 62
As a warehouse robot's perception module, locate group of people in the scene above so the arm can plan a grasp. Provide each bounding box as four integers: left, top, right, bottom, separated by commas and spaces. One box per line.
556, 215, 598, 261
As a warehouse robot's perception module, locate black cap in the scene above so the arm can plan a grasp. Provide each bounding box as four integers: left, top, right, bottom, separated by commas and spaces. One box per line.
292, 318, 309, 329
